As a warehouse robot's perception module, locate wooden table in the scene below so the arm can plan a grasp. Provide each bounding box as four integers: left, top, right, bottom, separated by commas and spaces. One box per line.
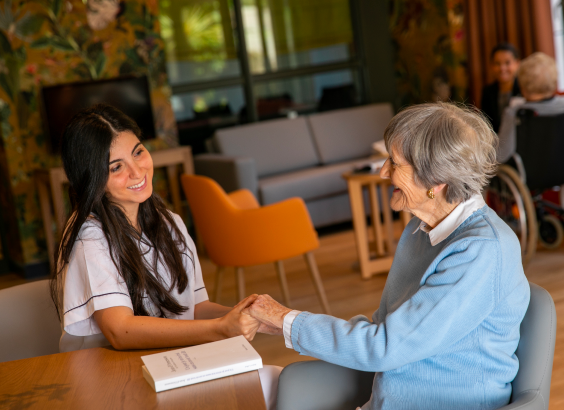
0, 347, 266, 410
35, 146, 194, 268
343, 171, 411, 279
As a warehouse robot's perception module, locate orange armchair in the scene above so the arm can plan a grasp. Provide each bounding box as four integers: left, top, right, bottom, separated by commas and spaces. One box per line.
181, 175, 331, 313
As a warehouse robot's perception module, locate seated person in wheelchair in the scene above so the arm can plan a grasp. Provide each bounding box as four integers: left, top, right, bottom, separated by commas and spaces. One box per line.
245, 102, 530, 410
497, 52, 564, 163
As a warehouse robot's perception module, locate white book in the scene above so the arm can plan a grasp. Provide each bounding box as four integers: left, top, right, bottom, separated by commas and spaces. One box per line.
141, 336, 263, 392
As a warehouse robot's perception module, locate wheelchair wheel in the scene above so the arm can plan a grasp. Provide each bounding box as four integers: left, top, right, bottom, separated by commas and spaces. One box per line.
538, 214, 564, 249
484, 165, 537, 267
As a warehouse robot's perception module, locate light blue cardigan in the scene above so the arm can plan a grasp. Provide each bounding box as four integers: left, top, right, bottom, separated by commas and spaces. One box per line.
290, 205, 530, 410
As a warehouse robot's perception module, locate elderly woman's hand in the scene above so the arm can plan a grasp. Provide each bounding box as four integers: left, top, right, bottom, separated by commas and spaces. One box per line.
244, 294, 292, 330
218, 294, 261, 341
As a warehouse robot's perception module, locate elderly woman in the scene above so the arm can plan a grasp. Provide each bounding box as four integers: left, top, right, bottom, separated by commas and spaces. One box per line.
248, 102, 530, 410
497, 52, 564, 163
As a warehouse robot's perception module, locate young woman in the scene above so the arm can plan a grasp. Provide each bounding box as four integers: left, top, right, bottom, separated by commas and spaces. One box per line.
50, 104, 280, 408
480, 43, 521, 132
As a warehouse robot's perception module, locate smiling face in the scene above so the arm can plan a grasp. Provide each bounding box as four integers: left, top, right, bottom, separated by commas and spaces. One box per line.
105, 130, 153, 220
379, 147, 429, 213
491, 50, 520, 85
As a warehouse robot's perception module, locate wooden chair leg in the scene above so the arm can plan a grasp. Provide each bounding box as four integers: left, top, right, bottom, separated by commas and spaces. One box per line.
214, 266, 224, 303
275, 261, 292, 308
236, 267, 245, 301
304, 252, 331, 314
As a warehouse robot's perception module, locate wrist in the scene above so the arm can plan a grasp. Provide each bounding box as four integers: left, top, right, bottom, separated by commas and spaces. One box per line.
276, 308, 292, 328
215, 316, 231, 339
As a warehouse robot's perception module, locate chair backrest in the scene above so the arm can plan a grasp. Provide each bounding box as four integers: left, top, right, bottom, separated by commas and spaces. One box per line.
182, 174, 236, 254
182, 174, 318, 266
0, 280, 61, 362
509, 282, 556, 408
516, 109, 564, 191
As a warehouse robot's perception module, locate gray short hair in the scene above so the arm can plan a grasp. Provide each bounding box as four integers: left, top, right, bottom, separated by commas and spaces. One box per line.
518, 52, 558, 96
384, 102, 498, 203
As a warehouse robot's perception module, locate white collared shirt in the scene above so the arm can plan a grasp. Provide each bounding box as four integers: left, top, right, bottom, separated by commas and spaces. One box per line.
412, 193, 486, 246
282, 193, 487, 350
59, 213, 208, 352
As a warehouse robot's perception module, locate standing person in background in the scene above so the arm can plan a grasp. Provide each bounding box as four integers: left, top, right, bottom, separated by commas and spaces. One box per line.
481, 43, 521, 132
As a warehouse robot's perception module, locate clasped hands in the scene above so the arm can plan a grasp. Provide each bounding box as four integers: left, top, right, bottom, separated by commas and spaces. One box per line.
223, 294, 292, 341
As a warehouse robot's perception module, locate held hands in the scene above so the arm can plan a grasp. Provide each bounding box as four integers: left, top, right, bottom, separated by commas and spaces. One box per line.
244, 294, 292, 335
219, 294, 261, 341
219, 294, 292, 340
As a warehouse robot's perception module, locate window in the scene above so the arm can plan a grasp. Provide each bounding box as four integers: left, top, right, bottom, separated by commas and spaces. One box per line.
160, 0, 240, 84
241, 0, 354, 74
159, 0, 363, 153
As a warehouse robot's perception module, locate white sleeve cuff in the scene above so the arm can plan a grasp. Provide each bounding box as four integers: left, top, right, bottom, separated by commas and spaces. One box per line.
283, 310, 301, 349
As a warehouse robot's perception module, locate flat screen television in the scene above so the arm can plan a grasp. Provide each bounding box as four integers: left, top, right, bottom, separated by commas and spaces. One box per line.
41, 76, 156, 153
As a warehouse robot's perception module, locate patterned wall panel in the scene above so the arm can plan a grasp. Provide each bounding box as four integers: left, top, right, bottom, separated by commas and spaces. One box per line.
0, 0, 177, 265
389, 0, 467, 107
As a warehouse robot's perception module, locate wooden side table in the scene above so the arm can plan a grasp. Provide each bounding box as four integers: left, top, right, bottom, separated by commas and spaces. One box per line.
343, 171, 411, 279
36, 146, 194, 268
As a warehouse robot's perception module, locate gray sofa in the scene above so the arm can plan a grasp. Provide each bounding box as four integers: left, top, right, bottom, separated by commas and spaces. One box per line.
194, 103, 394, 228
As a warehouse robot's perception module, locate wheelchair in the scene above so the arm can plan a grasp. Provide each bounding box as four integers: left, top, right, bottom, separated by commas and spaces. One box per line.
484, 162, 537, 267
484, 108, 564, 267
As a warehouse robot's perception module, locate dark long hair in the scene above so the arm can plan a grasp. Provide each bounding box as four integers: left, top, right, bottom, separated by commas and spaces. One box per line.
51, 103, 191, 320
490, 42, 520, 60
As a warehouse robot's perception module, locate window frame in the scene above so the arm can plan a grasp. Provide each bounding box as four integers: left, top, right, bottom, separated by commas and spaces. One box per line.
166, 0, 368, 123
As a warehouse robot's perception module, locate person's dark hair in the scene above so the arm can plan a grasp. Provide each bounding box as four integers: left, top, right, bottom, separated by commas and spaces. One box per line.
51, 103, 192, 320
490, 42, 520, 60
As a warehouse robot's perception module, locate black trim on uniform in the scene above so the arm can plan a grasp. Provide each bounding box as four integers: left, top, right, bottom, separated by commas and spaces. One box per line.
194, 287, 205, 292
64, 292, 130, 315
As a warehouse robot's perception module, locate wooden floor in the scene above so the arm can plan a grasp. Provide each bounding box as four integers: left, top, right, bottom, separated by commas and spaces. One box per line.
1, 221, 563, 409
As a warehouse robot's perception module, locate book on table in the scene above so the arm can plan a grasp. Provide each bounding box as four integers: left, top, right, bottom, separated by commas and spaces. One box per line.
141, 336, 263, 392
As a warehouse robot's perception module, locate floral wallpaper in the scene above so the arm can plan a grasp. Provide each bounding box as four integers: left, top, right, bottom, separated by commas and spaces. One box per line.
0, 0, 178, 266
389, 0, 467, 107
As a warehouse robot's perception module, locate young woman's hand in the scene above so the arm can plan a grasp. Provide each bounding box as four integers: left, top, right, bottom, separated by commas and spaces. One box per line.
257, 322, 283, 336
218, 294, 261, 341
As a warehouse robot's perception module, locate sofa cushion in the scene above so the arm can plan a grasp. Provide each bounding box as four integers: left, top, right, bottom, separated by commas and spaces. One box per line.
214, 117, 319, 178
259, 158, 373, 205
308, 103, 394, 164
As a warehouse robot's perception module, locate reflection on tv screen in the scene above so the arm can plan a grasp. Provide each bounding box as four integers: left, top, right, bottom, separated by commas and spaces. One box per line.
41, 76, 156, 153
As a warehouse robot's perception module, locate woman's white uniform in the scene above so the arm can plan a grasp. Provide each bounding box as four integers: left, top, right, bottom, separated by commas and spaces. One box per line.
60, 213, 280, 409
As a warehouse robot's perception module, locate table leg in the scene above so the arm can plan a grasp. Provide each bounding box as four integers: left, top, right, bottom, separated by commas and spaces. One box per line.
167, 165, 183, 215
347, 180, 371, 279
50, 172, 66, 240
368, 183, 385, 256
36, 177, 55, 268
182, 148, 195, 175
379, 183, 395, 254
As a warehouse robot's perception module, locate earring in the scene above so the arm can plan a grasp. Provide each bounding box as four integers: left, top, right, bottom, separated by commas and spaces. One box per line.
427, 189, 435, 199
